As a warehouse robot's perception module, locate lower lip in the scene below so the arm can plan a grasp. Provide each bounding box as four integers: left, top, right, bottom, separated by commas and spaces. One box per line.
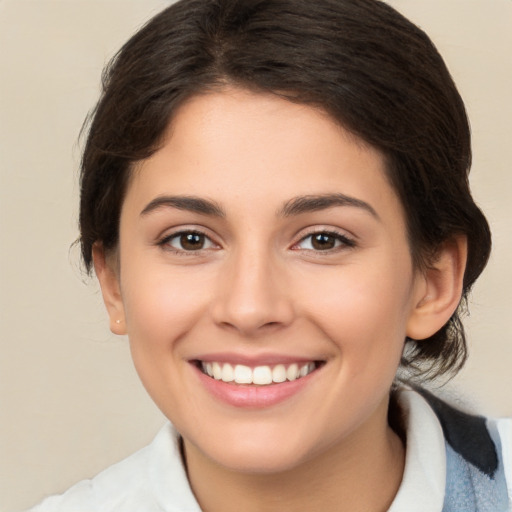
192, 365, 318, 409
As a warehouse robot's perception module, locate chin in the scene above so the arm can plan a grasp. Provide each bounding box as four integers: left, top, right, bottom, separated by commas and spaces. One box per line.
183, 419, 326, 475
209, 444, 311, 475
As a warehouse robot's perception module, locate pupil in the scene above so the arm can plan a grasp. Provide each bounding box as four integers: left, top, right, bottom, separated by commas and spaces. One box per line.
181, 233, 204, 250
312, 233, 335, 250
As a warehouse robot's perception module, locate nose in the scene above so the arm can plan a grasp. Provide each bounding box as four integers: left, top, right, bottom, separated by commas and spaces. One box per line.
211, 246, 295, 337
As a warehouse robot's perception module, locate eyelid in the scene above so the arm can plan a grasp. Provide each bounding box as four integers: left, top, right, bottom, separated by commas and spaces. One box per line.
157, 227, 221, 254
291, 227, 356, 251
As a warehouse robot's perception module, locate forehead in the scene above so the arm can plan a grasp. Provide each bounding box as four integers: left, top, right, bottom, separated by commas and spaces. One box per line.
125, 88, 404, 227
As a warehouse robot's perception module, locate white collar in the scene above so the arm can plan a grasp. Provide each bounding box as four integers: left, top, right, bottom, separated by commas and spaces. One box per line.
146, 423, 202, 511
388, 388, 446, 512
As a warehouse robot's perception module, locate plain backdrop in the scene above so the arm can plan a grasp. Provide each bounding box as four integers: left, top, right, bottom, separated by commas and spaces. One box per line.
1, 1, 511, 510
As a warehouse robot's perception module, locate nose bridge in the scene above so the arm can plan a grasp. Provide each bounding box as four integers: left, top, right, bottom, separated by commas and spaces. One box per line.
212, 239, 293, 335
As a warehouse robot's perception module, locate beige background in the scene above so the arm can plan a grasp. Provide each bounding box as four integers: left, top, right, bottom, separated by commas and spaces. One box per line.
1, 1, 511, 510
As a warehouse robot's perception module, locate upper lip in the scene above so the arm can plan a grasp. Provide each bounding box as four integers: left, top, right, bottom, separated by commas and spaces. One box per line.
189, 352, 326, 367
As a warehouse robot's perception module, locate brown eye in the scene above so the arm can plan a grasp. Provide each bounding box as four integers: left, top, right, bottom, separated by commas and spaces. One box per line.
295, 231, 355, 251
165, 231, 215, 251
181, 233, 204, 250
311, 233, 337, 250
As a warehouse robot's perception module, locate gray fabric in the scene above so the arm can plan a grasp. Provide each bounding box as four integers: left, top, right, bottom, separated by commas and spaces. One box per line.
442, 420, 509, 512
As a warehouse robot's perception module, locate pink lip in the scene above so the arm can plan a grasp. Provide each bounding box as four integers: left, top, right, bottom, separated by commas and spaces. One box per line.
191, 362, 320, 409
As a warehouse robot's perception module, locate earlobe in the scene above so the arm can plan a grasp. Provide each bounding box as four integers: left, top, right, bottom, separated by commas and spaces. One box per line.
406, 236, 467, 340
92, 243, 127, 335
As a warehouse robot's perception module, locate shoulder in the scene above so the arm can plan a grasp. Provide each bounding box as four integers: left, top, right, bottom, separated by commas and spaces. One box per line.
27, 446, 159, 512
26, 423, 201, 512
414, 386, 501, 477
402, 386, 512, 511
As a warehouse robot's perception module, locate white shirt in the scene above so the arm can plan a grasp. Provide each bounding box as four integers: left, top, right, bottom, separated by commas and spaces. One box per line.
27, 389, 512, 512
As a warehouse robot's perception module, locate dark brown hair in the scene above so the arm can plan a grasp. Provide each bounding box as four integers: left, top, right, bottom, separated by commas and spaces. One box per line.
79, 0, 491, 379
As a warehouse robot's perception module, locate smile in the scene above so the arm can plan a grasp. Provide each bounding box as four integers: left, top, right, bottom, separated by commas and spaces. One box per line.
199, 361, 320, 385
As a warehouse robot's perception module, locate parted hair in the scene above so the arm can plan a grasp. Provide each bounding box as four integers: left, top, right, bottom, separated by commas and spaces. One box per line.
79, 0, 491, 379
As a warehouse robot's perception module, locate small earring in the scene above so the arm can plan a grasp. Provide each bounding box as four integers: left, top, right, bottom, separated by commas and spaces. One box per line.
115, 319, 121, 324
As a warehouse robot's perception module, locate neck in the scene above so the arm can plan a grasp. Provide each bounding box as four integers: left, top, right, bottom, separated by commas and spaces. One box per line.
183, 398, 405, 512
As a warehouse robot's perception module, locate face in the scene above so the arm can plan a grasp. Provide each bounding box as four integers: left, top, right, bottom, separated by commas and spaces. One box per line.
100, 88, 429, 474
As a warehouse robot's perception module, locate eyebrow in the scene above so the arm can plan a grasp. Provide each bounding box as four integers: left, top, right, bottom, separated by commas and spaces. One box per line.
140, 195, 226, 217
139, 193, 379, 220
279, 193, 379, 220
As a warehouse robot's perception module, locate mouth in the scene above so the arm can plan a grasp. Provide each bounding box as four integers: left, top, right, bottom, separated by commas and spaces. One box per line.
194, 360, 324, 386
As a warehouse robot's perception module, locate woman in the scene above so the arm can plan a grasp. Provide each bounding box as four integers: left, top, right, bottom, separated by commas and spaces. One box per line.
29, 0, 511, 510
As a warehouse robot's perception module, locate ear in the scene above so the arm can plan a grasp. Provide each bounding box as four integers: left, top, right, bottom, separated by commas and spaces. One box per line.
92, 243, 127, 335
406, 236, 467, 340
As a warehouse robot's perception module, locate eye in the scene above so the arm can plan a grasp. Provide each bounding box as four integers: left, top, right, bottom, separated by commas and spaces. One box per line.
295, 231, 355, 251
162, 231, 217, 252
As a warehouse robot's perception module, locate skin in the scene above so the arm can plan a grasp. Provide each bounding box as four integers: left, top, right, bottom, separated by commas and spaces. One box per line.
94, 88, 466, 512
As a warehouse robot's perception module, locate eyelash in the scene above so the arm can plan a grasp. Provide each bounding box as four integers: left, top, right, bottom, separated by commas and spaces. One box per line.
293, 230, 356, 252
158, 228, 356, 255
158, 229, 218, 255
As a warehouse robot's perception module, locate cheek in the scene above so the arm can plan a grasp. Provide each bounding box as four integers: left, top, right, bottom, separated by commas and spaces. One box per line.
121, 263, 211, 354
119, 264, 213, 419
298, 257, 414, 369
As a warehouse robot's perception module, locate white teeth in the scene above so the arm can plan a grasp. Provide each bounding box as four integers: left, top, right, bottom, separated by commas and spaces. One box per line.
286, 363, 299, 381
253, 366, 273, 385
203, 362, 214, 377
299, 363, 310, 378
201, 361, 318, 385
212, 362, 222, 380
221, 363, 234, 382
234, 364, 253, 384
272, 364, 287, 383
